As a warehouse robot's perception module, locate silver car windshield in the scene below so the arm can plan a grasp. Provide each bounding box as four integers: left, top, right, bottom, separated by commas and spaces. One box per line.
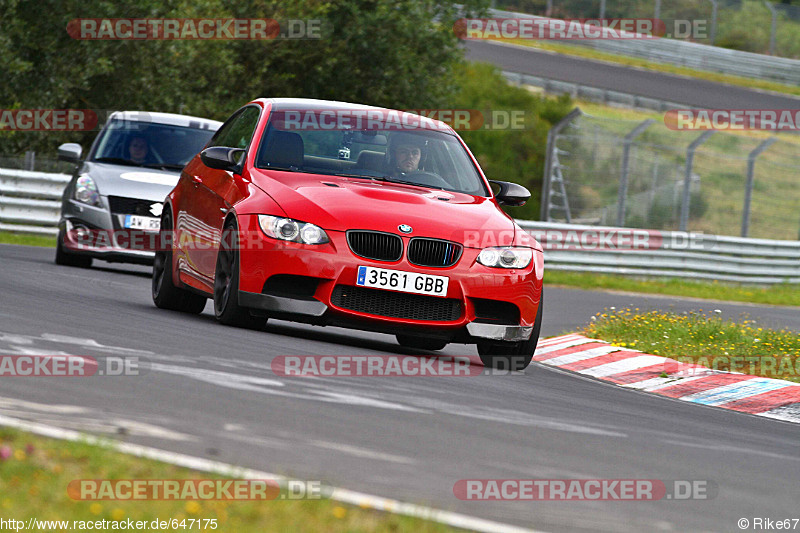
92, 119, 216, 170
255, 117, 489, 196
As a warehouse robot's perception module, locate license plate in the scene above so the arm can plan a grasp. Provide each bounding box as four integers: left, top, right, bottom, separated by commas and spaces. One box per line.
124, 215, 161, 232
356, 266, 449, 297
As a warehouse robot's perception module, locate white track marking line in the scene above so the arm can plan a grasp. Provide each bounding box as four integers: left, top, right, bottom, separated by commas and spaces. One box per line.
0, 415, 546, 533
534, 338, 598, 356
308, 440, 417, 465
536, 334, 583, 347
578, 356, 668, 378
543, 346, 621, 367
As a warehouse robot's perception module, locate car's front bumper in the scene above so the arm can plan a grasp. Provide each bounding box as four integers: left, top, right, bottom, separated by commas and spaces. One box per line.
235, 214, 543, 343
60, 198, 157, 265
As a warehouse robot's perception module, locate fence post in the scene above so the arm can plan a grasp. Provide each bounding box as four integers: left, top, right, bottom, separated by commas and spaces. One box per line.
541, 107, 582, 221
24, 151, 35, 171
707, 0, 718, 44
741, 137, 777, 237
764, 0, 778, 55
599, 0, 606, 19
679, 131, 714, 232
616, 119, 655, 227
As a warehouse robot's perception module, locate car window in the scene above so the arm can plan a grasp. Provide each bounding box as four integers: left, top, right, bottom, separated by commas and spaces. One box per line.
91, 120, 217, 167
255, 116, 489, 196
209, 106, 261, 150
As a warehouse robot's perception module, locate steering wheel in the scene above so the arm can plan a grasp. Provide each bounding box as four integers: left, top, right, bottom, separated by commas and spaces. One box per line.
400, 170, 450, 189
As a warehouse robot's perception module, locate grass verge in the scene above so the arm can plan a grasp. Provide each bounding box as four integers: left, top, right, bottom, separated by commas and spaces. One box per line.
503, 39, 800, 98
0, 427, 457, 532
0, 231, 56, 247
584, 307, 800, 382
544, 270, 800, 307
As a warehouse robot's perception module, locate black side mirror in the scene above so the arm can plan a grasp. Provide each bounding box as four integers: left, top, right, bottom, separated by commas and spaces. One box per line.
489, 180, 530, 207
200, 147, 245, 172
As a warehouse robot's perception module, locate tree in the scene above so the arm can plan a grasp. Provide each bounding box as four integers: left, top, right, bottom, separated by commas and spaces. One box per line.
0, 0, 489, 154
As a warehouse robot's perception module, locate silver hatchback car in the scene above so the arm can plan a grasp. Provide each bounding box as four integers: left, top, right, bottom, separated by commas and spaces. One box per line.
56, 111, 221, 267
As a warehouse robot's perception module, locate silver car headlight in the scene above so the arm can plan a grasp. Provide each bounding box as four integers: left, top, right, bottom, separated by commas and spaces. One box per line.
74, 175, 101, 207
477, 247, 532, 269
258, 215, 329, 245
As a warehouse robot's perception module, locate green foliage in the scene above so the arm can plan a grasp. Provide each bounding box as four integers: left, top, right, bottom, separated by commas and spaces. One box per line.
0, 0, 489, 154
0, 0, 573, 221
451, 63, 572, 220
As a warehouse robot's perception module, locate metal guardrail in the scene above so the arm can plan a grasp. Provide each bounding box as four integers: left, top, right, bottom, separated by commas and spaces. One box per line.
502, 71, 686, 111
0, 169, 69, 236
517, 220, 800, 284
489, 8, 800, 85
1, 168, 798, 284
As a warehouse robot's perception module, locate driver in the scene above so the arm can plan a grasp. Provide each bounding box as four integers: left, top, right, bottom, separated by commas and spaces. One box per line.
127, 134, 151, 164
387, 132, 426, 176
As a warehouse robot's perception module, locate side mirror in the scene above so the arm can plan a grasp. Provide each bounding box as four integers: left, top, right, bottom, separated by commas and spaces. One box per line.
489, 180, 530, 207
200, 147, 245, 172
58, 143, 83, 163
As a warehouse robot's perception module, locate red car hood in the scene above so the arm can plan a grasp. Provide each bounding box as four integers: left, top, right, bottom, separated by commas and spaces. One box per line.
249, 170, 516, 245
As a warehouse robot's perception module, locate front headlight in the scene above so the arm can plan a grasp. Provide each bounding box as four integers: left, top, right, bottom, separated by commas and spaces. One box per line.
258, 215, 329, 245
477, 247, 532, 269
74, 175, 101, 207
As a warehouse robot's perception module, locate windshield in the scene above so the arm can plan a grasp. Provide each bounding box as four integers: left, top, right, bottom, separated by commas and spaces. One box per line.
91, 119, 216, 169
254, 112, 489, 196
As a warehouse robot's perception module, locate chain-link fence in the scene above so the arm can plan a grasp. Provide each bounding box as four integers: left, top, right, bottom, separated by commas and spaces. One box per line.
496, 0, 800, 58
542, 110, 800, 240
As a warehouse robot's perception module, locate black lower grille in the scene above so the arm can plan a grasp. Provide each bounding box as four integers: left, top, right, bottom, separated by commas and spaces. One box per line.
109, 196, 161, 216
346, 231, 402, 262
331, 285, 461, 321
471, 298, 520, 324
408, 238, 462, 267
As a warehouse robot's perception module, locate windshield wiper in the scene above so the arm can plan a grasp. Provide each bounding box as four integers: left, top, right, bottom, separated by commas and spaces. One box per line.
93, 157, 142, 167
332, 172, 445, 190
389, 178, 445, 190
333, 172, 394, 181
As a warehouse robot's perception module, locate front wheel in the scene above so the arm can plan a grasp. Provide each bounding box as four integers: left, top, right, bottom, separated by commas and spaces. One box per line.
477, 293, 543, 371
55, 230, 92, 268
152, 210, 207, 314
213, 219, 266, 330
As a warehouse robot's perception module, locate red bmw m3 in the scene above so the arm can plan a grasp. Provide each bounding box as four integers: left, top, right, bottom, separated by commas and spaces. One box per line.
152, 98, 544, 369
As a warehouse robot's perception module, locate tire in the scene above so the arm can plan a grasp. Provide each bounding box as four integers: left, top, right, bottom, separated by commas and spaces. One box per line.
396, 334, 447, 351
477, 292, 543, 371
152, 209, 207, 314
55, 230, 92, 268
213, 219, 266, 329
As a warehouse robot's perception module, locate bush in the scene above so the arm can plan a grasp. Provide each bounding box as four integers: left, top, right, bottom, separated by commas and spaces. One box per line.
451, 63, 573, 220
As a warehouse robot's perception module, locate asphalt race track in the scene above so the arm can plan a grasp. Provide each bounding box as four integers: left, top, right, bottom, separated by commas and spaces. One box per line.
1, 244, 798, 532
465, 40, 800, 109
